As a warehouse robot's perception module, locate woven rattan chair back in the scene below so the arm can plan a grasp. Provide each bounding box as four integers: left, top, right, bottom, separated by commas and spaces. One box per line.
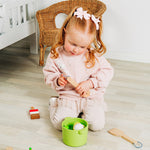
36, 0, 106, 66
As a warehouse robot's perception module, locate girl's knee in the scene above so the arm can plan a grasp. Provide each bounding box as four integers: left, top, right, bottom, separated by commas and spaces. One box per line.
50, 115, 63, 130
88, 119, 105, 131
50, 107, 77, 130
50, 107, 70, 130
83, 107, 105, 131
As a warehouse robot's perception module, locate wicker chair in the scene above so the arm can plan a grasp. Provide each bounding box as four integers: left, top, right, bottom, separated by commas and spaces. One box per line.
36, 0, 106, 66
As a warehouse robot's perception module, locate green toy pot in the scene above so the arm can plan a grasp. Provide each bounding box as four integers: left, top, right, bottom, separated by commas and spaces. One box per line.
62, 117, 88, 147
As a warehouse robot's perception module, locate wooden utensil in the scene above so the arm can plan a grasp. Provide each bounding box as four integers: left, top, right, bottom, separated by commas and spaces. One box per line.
67, 76, 90, 97
6, 147, 13, 150
55, 60, 90, 97
108, 128, 143, 148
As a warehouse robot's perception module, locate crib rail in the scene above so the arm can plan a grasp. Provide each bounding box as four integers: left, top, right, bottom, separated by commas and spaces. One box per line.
0, 0, 37, 51
3, 0, 35, 31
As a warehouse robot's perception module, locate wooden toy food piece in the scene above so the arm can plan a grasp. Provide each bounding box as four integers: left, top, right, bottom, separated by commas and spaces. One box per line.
29, 107, 40, 119
108, 128, 143, 148
67, 77, 90, 97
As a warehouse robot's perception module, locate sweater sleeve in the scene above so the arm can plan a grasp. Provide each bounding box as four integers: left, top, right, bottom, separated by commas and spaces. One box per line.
43, 54, 64, 90
90, 56, 114, 89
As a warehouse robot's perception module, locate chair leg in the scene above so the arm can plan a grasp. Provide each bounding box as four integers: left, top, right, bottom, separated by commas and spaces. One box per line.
39, 45, 44, 66
39, 45, 47, 66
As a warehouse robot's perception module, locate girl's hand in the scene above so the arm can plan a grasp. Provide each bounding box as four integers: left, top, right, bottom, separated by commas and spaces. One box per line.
57, 74, 68, 86
75, 79, 93, 96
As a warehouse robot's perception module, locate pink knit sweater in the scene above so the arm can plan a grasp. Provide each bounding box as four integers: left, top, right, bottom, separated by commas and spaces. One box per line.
43, 46, 114, 99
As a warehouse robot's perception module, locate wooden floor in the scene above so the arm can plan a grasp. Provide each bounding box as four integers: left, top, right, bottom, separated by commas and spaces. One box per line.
0, 46, 150, 150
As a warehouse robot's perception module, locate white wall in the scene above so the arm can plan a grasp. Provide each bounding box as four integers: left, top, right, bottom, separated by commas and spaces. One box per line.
102, 0, 150, 63
37, 0, 150, 63
37, 0, 66, 10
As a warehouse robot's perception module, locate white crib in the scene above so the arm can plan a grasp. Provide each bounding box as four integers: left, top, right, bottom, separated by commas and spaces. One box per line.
0, 0, 38, 54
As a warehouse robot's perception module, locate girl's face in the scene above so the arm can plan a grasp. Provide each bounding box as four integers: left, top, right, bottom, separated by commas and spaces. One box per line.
64, 27, 94, 56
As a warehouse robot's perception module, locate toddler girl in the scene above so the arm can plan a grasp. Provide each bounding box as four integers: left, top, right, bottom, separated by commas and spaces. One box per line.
43, 7, 113, 131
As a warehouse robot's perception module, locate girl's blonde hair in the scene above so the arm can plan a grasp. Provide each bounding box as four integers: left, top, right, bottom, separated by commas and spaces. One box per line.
50, 6, 106, 68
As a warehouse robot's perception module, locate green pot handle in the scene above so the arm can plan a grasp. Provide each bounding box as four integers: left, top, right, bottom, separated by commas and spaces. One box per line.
78, 130, 85, 135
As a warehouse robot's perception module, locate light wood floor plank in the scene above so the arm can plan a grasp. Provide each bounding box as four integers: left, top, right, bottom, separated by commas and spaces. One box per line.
0, 47, 150, 150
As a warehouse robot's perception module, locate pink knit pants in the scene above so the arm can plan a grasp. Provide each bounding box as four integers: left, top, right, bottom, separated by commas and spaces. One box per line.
49, 96, 106, 131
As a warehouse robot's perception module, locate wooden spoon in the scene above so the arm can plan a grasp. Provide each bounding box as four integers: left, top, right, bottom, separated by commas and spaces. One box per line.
67, 77, 90, 97
108, 128, 137, 144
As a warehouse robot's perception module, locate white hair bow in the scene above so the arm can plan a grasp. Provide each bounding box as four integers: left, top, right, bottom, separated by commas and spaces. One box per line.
91, 15, 100, 30
74, 7, 90, 20
74, 7, 100, 30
